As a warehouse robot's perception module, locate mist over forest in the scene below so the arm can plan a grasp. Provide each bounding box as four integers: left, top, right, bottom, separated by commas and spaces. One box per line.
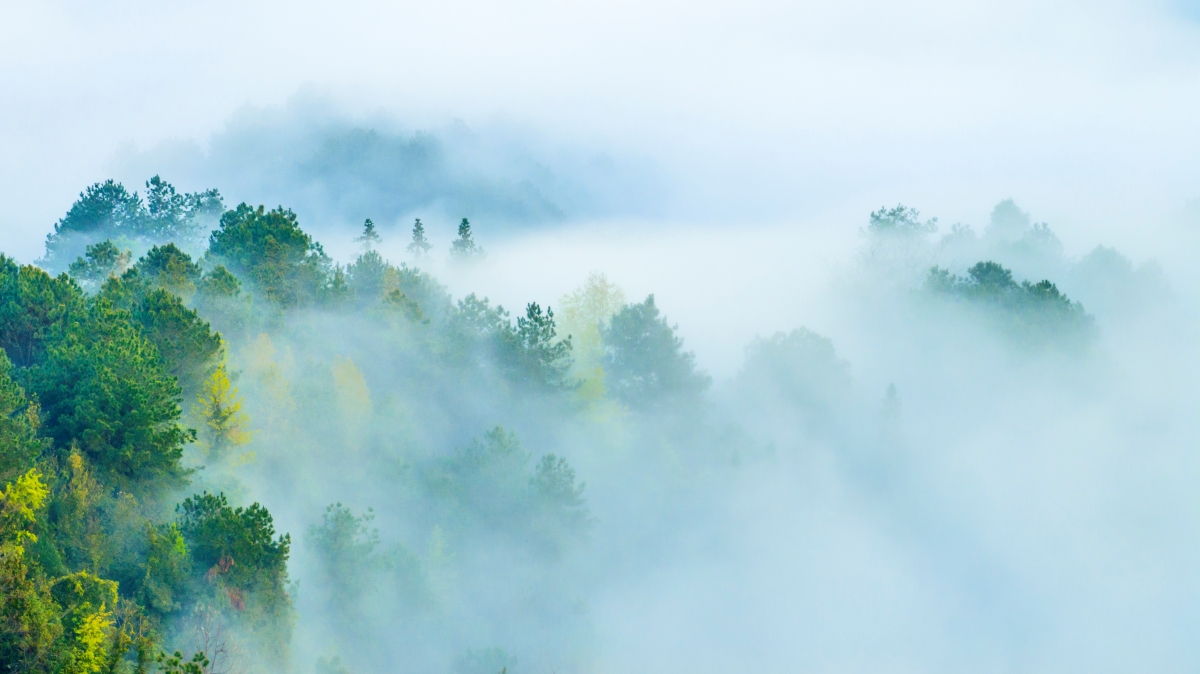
5, 1, 1200, 671
2, 161, 1198, 674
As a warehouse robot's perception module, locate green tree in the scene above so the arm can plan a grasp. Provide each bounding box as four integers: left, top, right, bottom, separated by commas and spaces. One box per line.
130, 290, 222, 397
208, 204, 335, 308
0, 352, 47, 485
67, 241, 131, 293
354, 219, 382, 252
449, 218, 482, 260
41, 181, 143, 271
925, 261, 1094, 344
407, 218, 431, 258
347, 251, 389, 306
175, 492, 292, 653
134, 244, 203, 298
601, 295, 709, 407
25, 298, 192, 489
0, 257, 86, 368
500, 303, 573, 389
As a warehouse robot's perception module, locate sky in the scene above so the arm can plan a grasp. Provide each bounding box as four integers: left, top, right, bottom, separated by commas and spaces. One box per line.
2, 0, 1200, 263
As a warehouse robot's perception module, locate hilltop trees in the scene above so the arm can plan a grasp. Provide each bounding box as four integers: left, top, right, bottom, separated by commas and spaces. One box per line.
601, 295, 710, 407
450, 218, 483, 260
926, 260, 1094, 344
42, 177, 222, 271
354, 219, 382, 252
408, 218, 431, 258
208, 204, 337, 308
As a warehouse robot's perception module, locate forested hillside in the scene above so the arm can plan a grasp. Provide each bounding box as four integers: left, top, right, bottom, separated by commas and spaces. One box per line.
1, 179, 1171, 673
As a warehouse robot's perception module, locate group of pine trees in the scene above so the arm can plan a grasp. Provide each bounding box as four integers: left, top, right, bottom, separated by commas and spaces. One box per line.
0, 176, 718, 674
1, 176, 1107, 674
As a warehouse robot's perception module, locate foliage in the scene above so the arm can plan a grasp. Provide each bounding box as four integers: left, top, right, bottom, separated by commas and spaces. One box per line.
208, 204, 335, 308
354, 219, 382, 252
195, 364, 251, 460
135, 244, 203, 298
558, 272, 626, 378
735, 329, 851, 433
407, 218, 431, 258
42, 177, 222, 271
500, 303, 574, 389
601, 295, 710, 407
68, 241, 132, 293
0, 256, 87, 368
868, 204, 938, 237
0, 353, 47, 485
25, 298, 192, 488
449, 218, 483, 260
926, 261, 1094, 344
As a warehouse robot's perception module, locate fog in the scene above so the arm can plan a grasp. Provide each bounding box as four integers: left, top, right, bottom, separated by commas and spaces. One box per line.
5, 1, 1200, 672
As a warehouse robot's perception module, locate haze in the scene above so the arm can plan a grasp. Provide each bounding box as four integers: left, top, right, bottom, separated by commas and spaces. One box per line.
3, 2, 1200, 674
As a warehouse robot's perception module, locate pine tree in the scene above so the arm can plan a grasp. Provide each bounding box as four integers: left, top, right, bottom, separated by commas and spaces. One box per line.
449, 218, 482, 260
406, 218, 431, 258
354, 219, 381, 252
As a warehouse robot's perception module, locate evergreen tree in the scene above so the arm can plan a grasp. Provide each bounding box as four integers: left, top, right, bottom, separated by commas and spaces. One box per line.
67, 241, 131, 293
354, 219, 382, 252
601, 295, 710, 407
407, 218, 431, 258
449, 218, 482, 260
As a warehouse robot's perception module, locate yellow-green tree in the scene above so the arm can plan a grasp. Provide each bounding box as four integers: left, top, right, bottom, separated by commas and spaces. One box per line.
196, 363, 251, 460
558, 272, 626, 394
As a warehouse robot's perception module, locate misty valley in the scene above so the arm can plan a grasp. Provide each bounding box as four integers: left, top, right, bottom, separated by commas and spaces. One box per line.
0, 176, 1189, 674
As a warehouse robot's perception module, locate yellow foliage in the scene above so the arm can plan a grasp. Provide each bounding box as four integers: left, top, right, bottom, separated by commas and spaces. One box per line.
0, 468, 48, 544
558, 272, 626, 375
197, 363, 252, 458
64, 605, 113, 674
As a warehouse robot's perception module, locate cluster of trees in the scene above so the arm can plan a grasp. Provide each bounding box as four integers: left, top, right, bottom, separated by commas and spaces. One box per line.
0, 254, 291, 672
926, 261, 1094, 343
4, 178, 1128, 673
1, 177, 724, 673
42, 178, 223, 272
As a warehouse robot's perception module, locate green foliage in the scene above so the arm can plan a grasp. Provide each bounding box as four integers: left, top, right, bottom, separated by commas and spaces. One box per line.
175, 492, 291, 613
0, 256, 86, 368
868, 204, 938, 237
131, 290, 222, 397
407, 218, 431, 258
530, 454, 588, 530
601, 295, 710, 407
196, 266, 240, 301
143, 176, 223, 242
42, 178, 222, 271
307, 504, 390, 620
926, 261, 1094, 344
155, 650, 210, 674
26, 298, 191, 488
139, 523, 192, 616
354, 218, 382, 252
208, 204, 335, 308
450, 218, 483, 259
0, 353, 47, 485
430, 428, 590, 550
0, 537, 64, 674
68, 241, 132, 293
135, 244, 203, 298
347, 250, 389, 305
500, 303, 574, 389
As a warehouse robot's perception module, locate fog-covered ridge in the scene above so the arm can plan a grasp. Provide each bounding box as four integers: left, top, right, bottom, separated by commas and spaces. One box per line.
1, 180, 1197, 674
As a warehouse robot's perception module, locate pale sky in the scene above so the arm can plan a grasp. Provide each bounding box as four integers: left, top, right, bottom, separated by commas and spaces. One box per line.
2, 0, 1199, 261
